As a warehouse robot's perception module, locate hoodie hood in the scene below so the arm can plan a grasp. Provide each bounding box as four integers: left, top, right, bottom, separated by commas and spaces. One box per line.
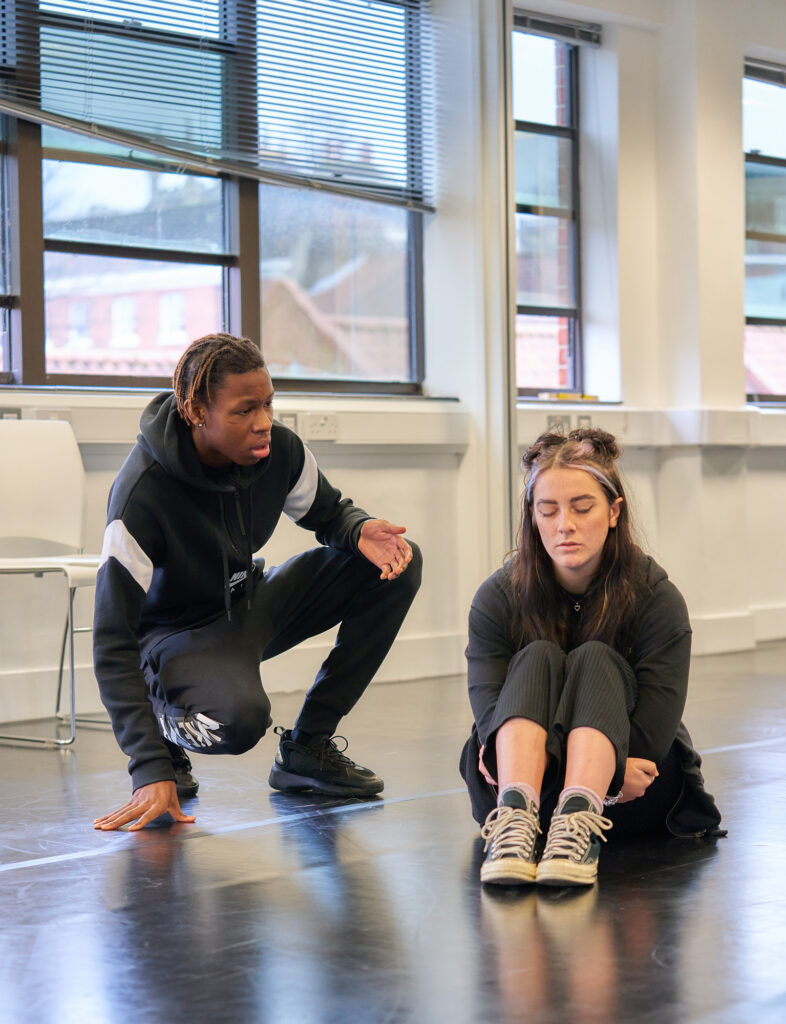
138, 391, 264, 618
640, 552, 668, 590
138, 391, 270, 494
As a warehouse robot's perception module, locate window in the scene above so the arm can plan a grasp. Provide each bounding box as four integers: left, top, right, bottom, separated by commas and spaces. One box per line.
510, 19, 584, 396
744, 64, 786, 401
41, 138, 229, 379
0, 1, 432, 391
260, 185, 413, 383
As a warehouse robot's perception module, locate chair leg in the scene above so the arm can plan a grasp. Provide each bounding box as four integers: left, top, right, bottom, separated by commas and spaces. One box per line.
56, 593, 109, 731
55, 615, 69, 719
0, 589, 76, 748
65, 586, 76, 743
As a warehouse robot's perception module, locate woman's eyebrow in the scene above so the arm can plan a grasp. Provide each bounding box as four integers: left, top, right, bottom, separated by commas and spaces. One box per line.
535, 495, 596, 505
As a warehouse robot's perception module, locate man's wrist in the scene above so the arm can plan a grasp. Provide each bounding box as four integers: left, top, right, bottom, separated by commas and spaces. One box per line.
131, 757, 177, 792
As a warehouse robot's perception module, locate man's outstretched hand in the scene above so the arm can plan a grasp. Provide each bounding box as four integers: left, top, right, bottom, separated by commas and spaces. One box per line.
358, 519, 413, 580
94, 780, 196, 832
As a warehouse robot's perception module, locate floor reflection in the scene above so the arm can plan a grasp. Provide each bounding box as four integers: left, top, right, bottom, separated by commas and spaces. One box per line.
90, 798, 408, 1023
1, 656, 784, 1023
471, 837, 720, 1024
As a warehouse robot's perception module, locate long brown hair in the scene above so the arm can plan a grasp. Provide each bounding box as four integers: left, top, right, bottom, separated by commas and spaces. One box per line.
506, 427, 644, 650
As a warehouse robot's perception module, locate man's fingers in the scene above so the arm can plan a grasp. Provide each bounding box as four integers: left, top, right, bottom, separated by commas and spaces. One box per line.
94, 804, 137, 828
127, 805, 167, 832
94, 791, 197, 831
95, 808, 141, 831
387, 541, 412, 576
383, 521, 407, 535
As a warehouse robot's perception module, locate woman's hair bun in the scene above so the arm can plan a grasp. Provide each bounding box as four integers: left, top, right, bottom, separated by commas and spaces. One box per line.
521, 430, 567, 470
568, 427, 620, 461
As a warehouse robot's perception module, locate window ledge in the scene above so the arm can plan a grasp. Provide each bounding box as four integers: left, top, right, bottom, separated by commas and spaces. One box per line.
0, 388, 471, 454
516, 404, 786, 448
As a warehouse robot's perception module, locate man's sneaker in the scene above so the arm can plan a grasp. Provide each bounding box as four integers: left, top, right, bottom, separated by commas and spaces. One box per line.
164, 738, 199, 798
268, 727, 384, 797
536, 794, 612, 887
480, 788, 542, 885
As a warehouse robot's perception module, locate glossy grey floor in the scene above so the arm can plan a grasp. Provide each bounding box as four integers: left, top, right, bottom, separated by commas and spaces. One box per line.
2, 643, 786, 1024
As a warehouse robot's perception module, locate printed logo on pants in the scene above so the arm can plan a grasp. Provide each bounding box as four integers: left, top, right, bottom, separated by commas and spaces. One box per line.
159, 711, 224, 749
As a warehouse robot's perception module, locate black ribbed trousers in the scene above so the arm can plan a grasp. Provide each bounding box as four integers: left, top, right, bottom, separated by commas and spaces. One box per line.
460, 639, 682, 834
141, 543, 422, 756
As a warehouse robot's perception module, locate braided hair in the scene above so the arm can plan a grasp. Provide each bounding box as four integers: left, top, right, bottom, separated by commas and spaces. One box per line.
173, 333, 265, 424
506, 427, 643, 650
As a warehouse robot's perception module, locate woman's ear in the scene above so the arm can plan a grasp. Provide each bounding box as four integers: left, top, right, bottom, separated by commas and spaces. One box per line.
609, 497, 623, 528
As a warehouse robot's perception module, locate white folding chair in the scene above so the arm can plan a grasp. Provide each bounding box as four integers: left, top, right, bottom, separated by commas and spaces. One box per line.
0, 419, 101, 747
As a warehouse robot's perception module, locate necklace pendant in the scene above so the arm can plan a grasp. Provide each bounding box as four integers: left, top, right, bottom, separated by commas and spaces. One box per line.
574, 601, 581, 612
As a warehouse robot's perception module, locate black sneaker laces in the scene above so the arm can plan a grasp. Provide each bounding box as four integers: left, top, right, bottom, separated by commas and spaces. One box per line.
317, 735, 356, 770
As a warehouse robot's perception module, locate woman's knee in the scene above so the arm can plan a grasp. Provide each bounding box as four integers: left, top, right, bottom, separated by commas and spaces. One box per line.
521, 638, 563, 658
567, 639, 615, 665
507, 639, 565, 679
566, 642, 635, 697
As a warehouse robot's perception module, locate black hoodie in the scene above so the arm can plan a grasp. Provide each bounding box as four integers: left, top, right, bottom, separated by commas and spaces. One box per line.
462, 553, 724, 836
93, 392, 371, 790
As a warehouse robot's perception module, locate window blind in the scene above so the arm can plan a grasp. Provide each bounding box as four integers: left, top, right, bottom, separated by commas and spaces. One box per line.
513, 9, 601, 47
745, 58, 786, 87
0, 0, 434, 209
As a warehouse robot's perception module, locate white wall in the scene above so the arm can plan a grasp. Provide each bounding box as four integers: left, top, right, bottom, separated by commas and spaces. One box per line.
3, 0, 786, 724
516, 0, 786, 655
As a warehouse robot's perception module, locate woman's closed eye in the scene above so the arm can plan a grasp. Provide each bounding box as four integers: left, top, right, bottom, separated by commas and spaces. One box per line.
538, 504, 594, 518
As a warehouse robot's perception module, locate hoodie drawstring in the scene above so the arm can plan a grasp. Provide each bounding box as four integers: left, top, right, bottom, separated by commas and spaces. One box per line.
219, 488, 255, 620
233, 487, 254, 612
246, 489, 254, 611
218, 494, 232, 622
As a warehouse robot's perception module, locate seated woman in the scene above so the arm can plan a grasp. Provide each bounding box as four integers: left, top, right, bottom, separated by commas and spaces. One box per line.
460, 428, 724, 887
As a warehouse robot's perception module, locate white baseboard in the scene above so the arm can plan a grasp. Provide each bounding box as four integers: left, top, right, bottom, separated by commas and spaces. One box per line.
751, 603, 786, 643
0, 662, 106, 724
261, 631, 466, 693
690, 612, 757, 655
0, 632, 467, 725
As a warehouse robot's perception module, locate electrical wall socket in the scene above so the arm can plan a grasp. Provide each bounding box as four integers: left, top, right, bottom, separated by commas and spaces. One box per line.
30, 408, 72, 422
278, 412, 299, 434
547, 414, 571, 430
301, 412, 339, 441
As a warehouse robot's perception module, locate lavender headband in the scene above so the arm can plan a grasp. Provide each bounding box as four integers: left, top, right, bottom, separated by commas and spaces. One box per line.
525, 462, 620, 503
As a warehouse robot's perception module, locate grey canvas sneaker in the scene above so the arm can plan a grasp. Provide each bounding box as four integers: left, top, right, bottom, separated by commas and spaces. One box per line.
536, 793, 612, 886
480, 788, 542, 885
268, 727, 384, 797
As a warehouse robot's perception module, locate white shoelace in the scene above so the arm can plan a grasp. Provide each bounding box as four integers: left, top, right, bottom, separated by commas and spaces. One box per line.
542, 808, 613, 862
481, 806, 542, 860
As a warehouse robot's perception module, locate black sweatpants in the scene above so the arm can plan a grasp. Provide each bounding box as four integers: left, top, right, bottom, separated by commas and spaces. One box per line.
460, 639, 683, 835
141, 542, 422, 756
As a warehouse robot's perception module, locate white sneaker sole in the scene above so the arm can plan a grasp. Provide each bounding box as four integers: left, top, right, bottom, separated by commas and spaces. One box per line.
481, 858, 538, 885
536, 858, 598, 886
